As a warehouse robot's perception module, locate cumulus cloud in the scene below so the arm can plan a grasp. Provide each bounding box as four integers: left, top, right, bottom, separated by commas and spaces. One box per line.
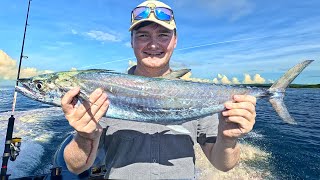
213, 73, 266, 84
220, 75, 232, 84
243, 73, 266, 84
0, 50, 16, 80
85, 30, 120, 42
232, 77, 241, 84
213, 78, 219, 84
0, 50, 53, 80
181, 72, 211, 83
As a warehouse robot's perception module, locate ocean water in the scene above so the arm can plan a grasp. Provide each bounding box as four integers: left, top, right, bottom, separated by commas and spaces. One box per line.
0, 87, 319, 179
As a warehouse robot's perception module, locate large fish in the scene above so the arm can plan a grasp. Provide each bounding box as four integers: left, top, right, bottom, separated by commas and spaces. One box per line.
16, 60, 313, 125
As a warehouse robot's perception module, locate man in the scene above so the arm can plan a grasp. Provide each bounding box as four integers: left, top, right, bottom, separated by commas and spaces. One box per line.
62, 0, 256, 179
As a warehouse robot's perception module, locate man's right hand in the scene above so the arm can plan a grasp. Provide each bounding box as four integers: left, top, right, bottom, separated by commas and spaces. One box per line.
61, 87, 109, 140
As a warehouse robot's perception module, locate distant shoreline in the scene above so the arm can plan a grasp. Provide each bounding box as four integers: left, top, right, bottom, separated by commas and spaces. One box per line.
241, 84, 320, 88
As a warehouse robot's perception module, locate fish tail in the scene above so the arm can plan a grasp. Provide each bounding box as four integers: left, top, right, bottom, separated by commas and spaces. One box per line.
268, 60, 314, 124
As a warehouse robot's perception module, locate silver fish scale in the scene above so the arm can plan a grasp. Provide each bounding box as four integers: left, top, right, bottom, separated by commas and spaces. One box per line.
78, 74, 218, 109
107, 94, 225, 124
75, 71, 268, 123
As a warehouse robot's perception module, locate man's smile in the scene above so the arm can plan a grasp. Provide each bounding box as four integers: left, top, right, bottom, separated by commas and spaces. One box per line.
143, 51, 164, 56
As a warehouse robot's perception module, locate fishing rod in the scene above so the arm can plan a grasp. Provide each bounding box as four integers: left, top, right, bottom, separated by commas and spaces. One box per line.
1, 0, 32, 179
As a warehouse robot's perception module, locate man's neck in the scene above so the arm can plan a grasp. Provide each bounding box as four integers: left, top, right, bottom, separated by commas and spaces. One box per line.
134, 65, 171, 77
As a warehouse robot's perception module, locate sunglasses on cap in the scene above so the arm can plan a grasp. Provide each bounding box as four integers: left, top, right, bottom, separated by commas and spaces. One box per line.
131, 6, 174, 22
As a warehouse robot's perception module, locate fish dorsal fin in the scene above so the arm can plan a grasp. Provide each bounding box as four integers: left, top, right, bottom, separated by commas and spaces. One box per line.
161, 69, 191, 79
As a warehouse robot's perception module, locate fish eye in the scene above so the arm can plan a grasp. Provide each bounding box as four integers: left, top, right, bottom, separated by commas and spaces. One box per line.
36, 82, 43, 89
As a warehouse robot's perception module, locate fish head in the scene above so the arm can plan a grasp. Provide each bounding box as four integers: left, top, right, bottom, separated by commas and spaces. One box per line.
16, 71, 80, 106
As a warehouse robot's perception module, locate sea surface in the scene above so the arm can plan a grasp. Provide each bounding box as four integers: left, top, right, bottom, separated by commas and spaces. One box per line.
0, 87, 319, 179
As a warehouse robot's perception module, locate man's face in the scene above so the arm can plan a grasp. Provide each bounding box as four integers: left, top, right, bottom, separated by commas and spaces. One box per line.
131, 23, 177, 69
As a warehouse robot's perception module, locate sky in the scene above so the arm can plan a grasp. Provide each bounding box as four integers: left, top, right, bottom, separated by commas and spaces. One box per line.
0, 0, 319, 86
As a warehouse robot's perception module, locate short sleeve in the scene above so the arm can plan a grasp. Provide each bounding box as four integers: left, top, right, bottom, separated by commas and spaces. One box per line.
196, 114, 219, 145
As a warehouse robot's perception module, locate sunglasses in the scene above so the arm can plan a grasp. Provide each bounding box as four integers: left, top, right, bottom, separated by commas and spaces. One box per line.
131, 6, 174, 22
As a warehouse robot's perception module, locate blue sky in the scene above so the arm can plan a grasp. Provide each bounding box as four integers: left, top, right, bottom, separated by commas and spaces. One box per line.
0, 0, 319, 86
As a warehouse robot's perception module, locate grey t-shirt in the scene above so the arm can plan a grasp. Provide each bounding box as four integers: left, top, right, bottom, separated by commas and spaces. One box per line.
91, 66, 219, 179
95, 116, 218, 179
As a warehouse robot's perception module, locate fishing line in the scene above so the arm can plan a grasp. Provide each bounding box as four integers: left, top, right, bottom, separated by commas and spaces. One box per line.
80, 57, 134, 69
175, 35, 274, 51
175, 31, 320, 52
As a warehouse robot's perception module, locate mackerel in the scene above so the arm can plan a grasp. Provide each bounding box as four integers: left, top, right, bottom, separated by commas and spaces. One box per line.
16, 60, 314, 125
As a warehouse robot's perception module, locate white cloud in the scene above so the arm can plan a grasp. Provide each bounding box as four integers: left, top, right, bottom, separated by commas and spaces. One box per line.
253, 74, 266, 84
243, 73, 266, 84
232, 77, 241, 84
213, 78, 219, 84
180, 72, 211, 83
212, 73, 266, 84
0, 50, 53, 80
243, 74, 254, 84
220, 75, 232, 84
181, 72, 268, 84
85, 30, 120, 42
0, 50, 16, 80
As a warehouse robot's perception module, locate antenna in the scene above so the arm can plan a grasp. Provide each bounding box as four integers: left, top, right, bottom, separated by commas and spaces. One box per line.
1, 0, 32, 178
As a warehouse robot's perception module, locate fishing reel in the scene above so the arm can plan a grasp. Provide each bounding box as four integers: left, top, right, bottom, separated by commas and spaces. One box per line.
9, 137, 22, 161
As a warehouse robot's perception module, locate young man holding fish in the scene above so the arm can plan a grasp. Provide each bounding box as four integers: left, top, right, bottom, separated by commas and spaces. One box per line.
62, 0, 256, 178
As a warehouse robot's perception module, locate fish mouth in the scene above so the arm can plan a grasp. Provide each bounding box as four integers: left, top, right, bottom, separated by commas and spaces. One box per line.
15, 79, 36, 98
15, 85, 35, 98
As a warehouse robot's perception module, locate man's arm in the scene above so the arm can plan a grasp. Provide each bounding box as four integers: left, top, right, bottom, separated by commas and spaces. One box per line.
64, 132, 102, 174
61, 87, 109, 174
201, 95, 256, 171
201, 139, 240, 171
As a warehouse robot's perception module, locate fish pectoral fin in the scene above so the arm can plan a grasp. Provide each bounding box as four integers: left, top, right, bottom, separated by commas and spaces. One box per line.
166, 125, 191, 134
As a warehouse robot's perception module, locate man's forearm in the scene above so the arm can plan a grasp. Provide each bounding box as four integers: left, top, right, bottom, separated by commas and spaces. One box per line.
63, 133, 101, 174
210, 137, 240, 172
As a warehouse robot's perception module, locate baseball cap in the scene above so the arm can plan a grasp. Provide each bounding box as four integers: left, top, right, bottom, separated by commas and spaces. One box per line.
129, 0, 176, 31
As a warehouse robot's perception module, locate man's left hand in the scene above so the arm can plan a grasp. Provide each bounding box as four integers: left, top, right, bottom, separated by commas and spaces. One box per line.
219, 95, 257, 140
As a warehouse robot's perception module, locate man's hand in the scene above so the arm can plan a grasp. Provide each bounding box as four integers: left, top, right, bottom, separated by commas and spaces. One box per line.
201, 95, 256, 171
219, 95, 256, 141
61, 87, 109, 140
